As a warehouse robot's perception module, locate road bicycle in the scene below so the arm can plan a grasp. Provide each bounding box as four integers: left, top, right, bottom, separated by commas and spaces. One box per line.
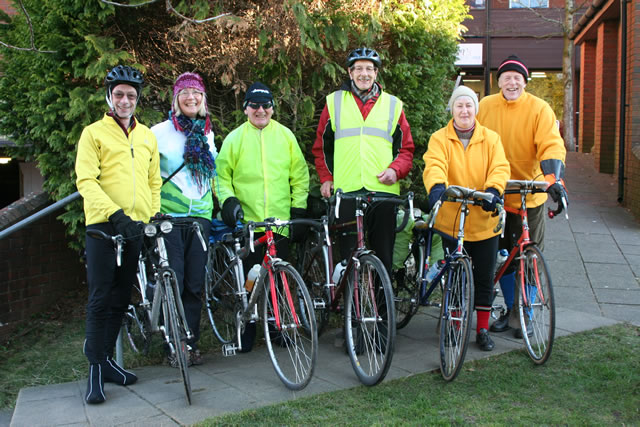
296, 189, 413, 386
204, 217, 319, 390
392, 185, 504, 381
90, 216, 207, 405
493, 179, 565, 365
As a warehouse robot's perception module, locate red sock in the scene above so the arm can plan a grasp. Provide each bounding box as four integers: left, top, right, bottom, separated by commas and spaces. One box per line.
477, 310, 490, 333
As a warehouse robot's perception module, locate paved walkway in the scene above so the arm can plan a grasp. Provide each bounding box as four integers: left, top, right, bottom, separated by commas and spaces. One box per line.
7, 152, 640, 426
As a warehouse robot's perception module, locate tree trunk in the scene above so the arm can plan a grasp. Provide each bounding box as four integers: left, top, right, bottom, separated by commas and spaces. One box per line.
563, 0, 575, 152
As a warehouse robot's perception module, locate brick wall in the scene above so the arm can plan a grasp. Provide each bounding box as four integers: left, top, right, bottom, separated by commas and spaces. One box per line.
579, 41, 596, 153
0, 192, 85, 340
594, 21, 619, 174
626, 0, 640, 219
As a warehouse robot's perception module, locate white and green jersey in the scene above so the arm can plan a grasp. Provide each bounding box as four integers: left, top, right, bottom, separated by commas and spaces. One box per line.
151, 119, 217, 219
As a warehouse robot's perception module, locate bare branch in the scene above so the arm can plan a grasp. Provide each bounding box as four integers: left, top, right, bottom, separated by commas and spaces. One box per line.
165, 0, 231, 24
101, 0, 231, 23
0, 0, 56, 53
99, 0, 159, 7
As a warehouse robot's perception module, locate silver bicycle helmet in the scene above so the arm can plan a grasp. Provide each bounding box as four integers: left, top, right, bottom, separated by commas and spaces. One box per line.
346, 47, 382, 68
105, 65, 144, 94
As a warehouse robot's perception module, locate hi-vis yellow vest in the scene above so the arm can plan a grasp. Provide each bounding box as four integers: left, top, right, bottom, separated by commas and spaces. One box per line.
327, 90, 403, 195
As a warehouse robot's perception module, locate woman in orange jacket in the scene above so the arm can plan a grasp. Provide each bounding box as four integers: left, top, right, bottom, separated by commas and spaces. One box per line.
423, 85, 510, 351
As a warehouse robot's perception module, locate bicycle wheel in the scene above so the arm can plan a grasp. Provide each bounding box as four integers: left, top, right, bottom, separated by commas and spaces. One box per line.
439, 256, 473, 382
344, 253, 395, 386
123, 305, 151, 355
392, 243, 422, 329
262, 261, 318, 390
518, 245, 555, 364
205, 242, 238, 344
297, 231, 330, 335
164, 276, 192, 404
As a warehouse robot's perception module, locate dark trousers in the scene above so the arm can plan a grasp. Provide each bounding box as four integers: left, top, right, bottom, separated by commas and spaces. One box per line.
443, 235, 499, 310
164, 217, 211, 349
335, 197, 397, 275
84, 223, 142, 364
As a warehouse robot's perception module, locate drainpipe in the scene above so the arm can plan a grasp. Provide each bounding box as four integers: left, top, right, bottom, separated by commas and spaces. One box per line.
484, 0, 491, 96
618, 0, 627, 203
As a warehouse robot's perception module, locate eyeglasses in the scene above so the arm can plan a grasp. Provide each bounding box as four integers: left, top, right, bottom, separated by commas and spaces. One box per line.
178, 89, 204, 98
351, 66, 376, 73
246, 101, 273, 110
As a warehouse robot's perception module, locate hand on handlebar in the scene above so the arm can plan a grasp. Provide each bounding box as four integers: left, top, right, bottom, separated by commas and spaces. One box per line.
481, 188, 502, 212
222, 197, 244, 228
320, 181, 334, 198
108, 209, 141, 241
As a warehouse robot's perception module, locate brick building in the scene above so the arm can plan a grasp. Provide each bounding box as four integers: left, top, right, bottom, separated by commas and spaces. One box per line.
458, 0, 568, 97
570, 0, 640, 219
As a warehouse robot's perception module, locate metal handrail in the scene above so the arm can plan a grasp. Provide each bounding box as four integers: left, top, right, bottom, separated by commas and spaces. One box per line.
0, 191, 80, 240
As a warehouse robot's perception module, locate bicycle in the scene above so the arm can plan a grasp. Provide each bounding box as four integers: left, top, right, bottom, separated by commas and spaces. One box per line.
204, 217, 319, 390
393, 185, 504, 381
493, 179, 565, 365
296, 189, 413, 386
89, 216, 207, 405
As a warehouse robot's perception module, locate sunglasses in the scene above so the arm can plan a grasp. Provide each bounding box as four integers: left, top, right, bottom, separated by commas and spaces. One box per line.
247, 101, 273, 110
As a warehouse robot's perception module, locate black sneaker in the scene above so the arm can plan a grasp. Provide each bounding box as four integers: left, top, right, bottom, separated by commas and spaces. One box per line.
189, 349, 203, 366
476, 328, 495, 351
85, 363, 106, 404
102, 357, 137, 385
490, 309, 511, 332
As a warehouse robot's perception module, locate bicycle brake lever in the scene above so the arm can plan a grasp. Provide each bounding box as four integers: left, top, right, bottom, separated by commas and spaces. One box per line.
335, 192, 341, 219
249, 225, 255, 252
194, 223, 207, 252
115, 236, 123, 267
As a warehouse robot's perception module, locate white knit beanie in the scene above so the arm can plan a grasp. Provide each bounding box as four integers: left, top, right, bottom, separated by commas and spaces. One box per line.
448, 85, 479, 114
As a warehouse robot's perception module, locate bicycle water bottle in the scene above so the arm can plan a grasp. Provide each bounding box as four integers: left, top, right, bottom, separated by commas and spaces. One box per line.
426, 259, 445, 282
244, 264, 260, 292
332, 260, 347, 284
495, 249, 509, 273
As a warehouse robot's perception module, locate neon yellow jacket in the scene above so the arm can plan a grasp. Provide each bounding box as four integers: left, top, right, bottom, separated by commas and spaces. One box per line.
423, 120, 510, 241
75, 114, 162, 225
327, 90, 403, 195
477, 91, 566, 209
214, 119, 309, 229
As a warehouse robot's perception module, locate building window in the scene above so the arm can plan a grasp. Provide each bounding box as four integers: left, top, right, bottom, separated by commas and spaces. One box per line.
469, 0, 485, 9
509, 0, 549, 8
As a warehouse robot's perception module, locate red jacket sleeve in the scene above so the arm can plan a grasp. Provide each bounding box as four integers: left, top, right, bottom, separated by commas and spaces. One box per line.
389, 110, 414, 179
312, 104, 335, 184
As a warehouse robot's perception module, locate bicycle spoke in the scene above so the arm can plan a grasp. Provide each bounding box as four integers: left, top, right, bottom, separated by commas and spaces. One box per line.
263, 262, 317, 390
345, 254, 395, 386
518, 245, 555, 364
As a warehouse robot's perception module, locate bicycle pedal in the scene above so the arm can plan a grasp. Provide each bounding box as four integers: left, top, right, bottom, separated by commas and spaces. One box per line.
222, 344, 237, 357
313, 298, 326, 309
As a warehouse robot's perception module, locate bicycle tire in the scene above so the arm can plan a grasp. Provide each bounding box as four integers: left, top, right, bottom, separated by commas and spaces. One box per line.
164, 275, 192, 404
297, 231, 330, 335
124, 304, 152, 355
262, 261, 318, 390
439, 256, 473, 382
344, 253, 396, 386
205, 242, 238, 344
518, 245, 555, 364
393, 244, 422, 329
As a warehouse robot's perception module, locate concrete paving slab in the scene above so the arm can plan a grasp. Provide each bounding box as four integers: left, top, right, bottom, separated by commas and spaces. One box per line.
575, 234, 626, 264
623, 254, 640, 278
584, 263, 639, 289
600, 304, 640, 326
592, 288, 640, 305
554, 307, 619, 333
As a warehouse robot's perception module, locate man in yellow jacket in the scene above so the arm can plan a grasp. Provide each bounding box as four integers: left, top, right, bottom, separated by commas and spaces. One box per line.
477, 55, 568, 336
214, 81, 309, 352
75, 65, 161, 404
